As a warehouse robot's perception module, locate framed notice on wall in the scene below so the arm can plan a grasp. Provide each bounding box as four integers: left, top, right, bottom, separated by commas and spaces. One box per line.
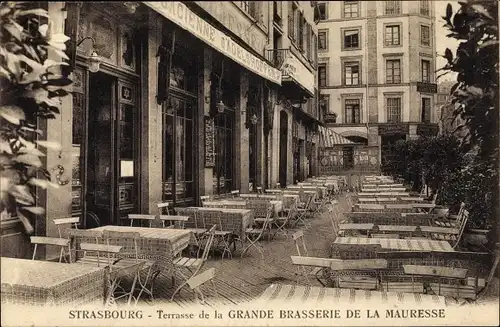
204, 116, 215, 167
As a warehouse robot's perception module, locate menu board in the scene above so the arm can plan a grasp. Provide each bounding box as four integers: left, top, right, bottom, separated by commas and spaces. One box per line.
205, 117, 215, 167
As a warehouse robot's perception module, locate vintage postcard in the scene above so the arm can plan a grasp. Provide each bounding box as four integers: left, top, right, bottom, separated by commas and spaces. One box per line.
0, 1, 498, 326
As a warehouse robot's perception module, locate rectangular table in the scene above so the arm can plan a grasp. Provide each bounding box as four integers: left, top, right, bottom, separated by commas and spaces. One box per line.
1, 257, 106, 306
180, 207, 254, 239
255, 284, 445, 305
89, 226, 194, 259
203, 200, 248, 209
333, 236, 455, 252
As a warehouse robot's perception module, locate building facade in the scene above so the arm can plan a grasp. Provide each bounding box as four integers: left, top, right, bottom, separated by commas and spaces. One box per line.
1, 1, 322, 259
316, 0, 439, 175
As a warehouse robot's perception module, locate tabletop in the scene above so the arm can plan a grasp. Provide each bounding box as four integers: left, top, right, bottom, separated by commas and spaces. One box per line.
255, 284, 445, 305
333, 236, 455, 252
403, 264, 468, 279
1, 257, 104, 288
92, 225, 193, 242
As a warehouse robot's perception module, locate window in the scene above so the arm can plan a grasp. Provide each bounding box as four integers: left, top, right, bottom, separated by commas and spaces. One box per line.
343, 29, 360, 49
385, 25, 400, 46
343, 147, 354, 169
318, 30, 328, 50
312, 33, 318, 66
386, 97, 402, 122
421, 97, 431, 122
239, 1, 259, 20
343, 1, 359, 18
386, 59, 401, 84
421, 25, 430, 46
420, 0, 430, 16
298, 12, 304, 50
345, 99, 361, 123
288, 2, 296, 40
320, 94, 330, 115
343, 62, 360, 85
314, 2, 327, 21
385, 1, 401, 15
318, 63, 327, 87
421, 59, 430, 82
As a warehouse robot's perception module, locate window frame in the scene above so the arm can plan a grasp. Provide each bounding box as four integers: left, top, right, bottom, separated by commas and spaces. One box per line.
384, 23, 401, 47
318, 63, 328, 87
385, 1, 402, 15
421, 96, 432, 123
420, 24, 431, 47
342, 60, 362, 86
318, 29, 328, 51
385, 58, 402, 84
421, 59, 431, 82
341, 27, 362, 51
317, 2, 328, 21
342, 1, 360, 19
344, 98, 361, 124
420, 0, 430, 16
385, 94, 403, 123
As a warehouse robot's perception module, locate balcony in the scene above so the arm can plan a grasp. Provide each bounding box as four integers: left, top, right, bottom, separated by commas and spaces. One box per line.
266, 48, 289, 69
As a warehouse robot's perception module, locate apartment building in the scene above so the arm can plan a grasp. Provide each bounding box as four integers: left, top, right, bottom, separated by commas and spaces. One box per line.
316, 0, 438, 174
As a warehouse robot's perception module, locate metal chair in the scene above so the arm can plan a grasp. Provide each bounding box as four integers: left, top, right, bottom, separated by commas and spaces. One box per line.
241, 204, 273, 259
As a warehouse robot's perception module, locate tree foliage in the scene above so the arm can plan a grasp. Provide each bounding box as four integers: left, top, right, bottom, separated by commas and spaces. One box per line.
0, 2, 72, 234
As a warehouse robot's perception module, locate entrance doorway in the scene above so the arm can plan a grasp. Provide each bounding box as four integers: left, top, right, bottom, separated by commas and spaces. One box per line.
279, 111, 288, 187
381, 134, 406, 174
84, 71, 139, 227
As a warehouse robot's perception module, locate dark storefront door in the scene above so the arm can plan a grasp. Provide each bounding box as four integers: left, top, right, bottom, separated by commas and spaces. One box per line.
83, 71, 139, 227
381, 134, 406, 174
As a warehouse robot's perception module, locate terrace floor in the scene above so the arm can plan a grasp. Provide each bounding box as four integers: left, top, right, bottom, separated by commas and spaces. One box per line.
136, 194, 499, 307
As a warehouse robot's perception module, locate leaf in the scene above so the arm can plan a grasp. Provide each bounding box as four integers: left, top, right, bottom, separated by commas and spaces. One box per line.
0, 105, 25, 125
17, 210, 34, 235
17, 54, 44, 72
3, 22, 23, 41
14, 154, 42, 167
35, 140, 61, 151
38, 24, 48, 37
21, 206, 45, 215
444, 48, 453, 64
43, 59, 69, 69
49, 33, 70, 44
9, 185, 35, 205
467, 86, 483, 96
471, 4, 493, 20
478, 40, 499, 49
446, 4, 453, 22
28, 178, 50, 189
50, 47, 69, 61
18, 146, 46, 157
16, 8, 49, 17
46, 77, 72, 87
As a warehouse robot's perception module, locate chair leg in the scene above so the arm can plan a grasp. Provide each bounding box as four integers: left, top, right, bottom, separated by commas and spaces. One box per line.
127, 272, 140, 305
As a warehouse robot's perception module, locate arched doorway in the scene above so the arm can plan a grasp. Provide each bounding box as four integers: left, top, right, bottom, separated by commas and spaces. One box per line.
279, 111, 288, 187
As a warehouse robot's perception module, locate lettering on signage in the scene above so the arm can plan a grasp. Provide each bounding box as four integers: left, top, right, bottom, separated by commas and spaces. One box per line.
197, 2, 266, 54
144, 2, 281, 84
281, 63, 297, 77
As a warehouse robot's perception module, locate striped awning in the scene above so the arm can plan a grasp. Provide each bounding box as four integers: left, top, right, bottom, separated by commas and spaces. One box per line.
319, 126, 356, 147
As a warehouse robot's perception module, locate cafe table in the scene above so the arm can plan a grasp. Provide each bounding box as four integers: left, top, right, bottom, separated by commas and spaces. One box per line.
333, 236, 455, 252
88, 225, 195, 259
255, 283, 445, 305
202, 200, 248, 209
179, 207, 254, 239
1, 257, 106, 306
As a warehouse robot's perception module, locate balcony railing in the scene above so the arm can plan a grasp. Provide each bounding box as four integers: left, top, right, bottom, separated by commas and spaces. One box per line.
266, 48, 290, 69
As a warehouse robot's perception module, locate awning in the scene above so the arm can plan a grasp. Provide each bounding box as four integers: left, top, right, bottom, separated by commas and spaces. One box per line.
143, 2, 282, 85
319, 126, 357, 147
281, 52, 315, 96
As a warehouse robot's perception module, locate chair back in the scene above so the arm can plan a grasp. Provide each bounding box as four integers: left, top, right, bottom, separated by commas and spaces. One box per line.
128, 214, 156, 227
103, 230, 141, 261
292, 230, 308, 257
200, 225, 217, 263
67, 229, 102, 243
230, 190, 240, 198
53, 217, 80, 238
246, 200, 272, 219
454, 209, 469, 249
256, 186, 263, 194
187, 267, 215, 290
79, 242, 122, 267
157, 202, 171, 215
30, 236, 71, 262
175, 207, 201, 229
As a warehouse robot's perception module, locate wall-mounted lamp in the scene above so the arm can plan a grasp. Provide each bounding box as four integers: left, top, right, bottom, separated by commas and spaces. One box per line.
216, 100, 225, 113
77, 36, 101, 73
123, 2, 140, 14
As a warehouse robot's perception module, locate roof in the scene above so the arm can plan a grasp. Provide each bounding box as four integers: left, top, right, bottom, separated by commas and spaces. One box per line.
318, 126, 357, 147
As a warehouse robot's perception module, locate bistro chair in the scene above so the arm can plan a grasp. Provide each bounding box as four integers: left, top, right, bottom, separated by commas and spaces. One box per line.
200, 195, 210, 206
53, 217, 80, 238
30, 236, 71, 263
202, 210, 233, 260
241, 204, 273, 259
256, 186, 263, 194
157, 202, 172, 215
128, 214, 157, 228
273, 196, 298, 238
230, 190, 240, 198
291, 230, 329, 286
182, 267, 218, 304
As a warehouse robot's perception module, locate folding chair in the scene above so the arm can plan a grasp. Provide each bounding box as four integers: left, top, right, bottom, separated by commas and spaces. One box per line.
128, 214, 156, 227
159, 215, 189, 229
230, 190, 240, 198
200, 195, 210, 206
241, 205, 273, 259
249, 200, 276, 241
31, 236, 71, 263
273, 196, 298, 238
182, 268, 218, 304
256, 186, 263, 194
171, 225, 217, 300
53, 217, 80, 238
294, 192, 315, 229
157, 202, 171, 215
67, 229, 103, 263
203, 210, 233, 260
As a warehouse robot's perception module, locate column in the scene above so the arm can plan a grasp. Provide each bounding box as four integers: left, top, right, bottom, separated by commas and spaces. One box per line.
146, 12, 163, 213
236, 72, 250, 193
202, 49, 212, 197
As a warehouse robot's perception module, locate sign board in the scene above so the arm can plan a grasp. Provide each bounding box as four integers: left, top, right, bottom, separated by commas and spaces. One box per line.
195, 2, 267, 56
143, 2, 282, 85
417, 82, 437, 94
378, 124, 409, 135
417, 124, 439, 136
281, 52, 315, 96
204, 117, 215, 167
